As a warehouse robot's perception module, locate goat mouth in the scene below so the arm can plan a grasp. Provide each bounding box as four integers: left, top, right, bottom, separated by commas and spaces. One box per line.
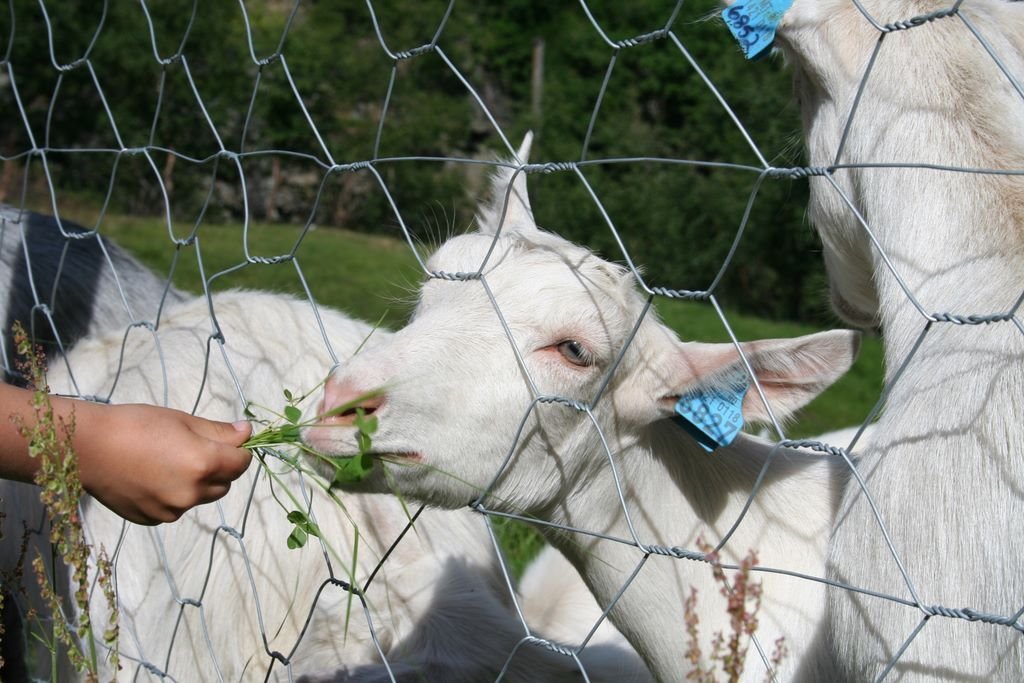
298, 430, 422, 464
325, 451, 421, 463
376, 451, 422, 463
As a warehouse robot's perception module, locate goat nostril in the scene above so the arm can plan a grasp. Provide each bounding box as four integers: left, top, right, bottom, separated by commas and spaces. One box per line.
340, 402, 378, 418
318, 389, 386, 425
353, 394, 386, 416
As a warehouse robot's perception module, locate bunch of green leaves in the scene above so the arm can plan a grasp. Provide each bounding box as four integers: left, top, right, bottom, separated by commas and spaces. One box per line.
9, 322, 119, 680
239, 379, 405, 643
242, 382, 384, 552
244, 386, 382, 484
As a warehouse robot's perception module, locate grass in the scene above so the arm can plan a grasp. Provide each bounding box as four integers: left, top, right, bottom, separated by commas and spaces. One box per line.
98, 215, 426, 329
97, 213, 883, 577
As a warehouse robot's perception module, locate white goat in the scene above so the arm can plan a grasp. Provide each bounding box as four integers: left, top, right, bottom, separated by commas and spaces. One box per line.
0, 290, 649, 682
770, 0, 1024, 678
305, 137, 860, 682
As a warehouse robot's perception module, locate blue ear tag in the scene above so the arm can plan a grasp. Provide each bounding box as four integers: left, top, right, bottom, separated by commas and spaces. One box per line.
673, 372, 750, 453
722, 0, 795, 60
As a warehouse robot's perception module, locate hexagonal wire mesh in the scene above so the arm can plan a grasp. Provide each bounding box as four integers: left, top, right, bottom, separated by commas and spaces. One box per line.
0, 1, 1022, 681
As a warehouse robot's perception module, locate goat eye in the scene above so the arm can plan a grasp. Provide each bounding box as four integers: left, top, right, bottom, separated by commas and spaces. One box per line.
557, 340, 593, 367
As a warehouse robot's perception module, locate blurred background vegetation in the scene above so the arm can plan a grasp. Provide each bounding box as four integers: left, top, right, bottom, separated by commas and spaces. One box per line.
1, 0, 834, 324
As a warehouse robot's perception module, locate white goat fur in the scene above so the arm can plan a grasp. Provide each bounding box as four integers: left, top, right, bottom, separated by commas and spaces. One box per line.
306, 136, 860, 682
0, 290, 649, 682
773, 0, 1024, 679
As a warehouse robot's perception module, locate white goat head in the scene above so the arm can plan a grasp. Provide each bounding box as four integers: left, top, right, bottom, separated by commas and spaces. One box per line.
304, 135, 858, 518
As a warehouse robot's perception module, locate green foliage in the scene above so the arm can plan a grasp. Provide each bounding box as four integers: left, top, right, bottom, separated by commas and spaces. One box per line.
236, 381, 379, 633
489, 516, 546, 580
2, 0, 829, 324
285, 510, 321, 551
243, 379, 384, 550
94, 215, 424, 329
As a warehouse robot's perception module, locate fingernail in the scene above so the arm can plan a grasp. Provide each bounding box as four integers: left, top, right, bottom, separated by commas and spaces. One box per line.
233, 420, 252, 434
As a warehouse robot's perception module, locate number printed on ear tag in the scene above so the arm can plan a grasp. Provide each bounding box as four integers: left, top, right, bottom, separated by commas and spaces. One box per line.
673, 373, 750, 453
722, 0, 795, 60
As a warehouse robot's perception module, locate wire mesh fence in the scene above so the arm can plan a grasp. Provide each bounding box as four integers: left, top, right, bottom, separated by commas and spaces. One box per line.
0, 0, 1022, 681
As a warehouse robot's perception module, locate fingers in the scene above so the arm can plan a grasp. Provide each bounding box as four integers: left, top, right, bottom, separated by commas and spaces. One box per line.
201, 437, 253, 484
139, 481, 233, 525
200, 482, 232, 506
80, 404, 256, 525
131, 481, 233, 525
212, 445, 253, 483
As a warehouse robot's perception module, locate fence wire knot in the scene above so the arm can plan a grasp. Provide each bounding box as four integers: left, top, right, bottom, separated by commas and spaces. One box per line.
924, 605, 1024, 631
929, 311, 1015, 325
327, 576, 359, 596
522, 162, 577, 174
255, 53, 283, 67
331, 160, 374, 173
140, 661, 168, 677
644, 545, 707, 562
53, 56, 88, 73
430, 270, 482, 281
524, 635, 576, 657
248, 254, 293, 265
649, 287, 709, 301
780, 439, 849, 458
881, 8, 959, 33
614, 28, 671, 49
537, 395, 589, 412
766, 166, 830, 179
394, 44, 434, 60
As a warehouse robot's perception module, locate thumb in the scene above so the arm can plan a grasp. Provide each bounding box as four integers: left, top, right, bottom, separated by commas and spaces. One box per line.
198, 418, 254, 481
228, 419, 253, 445
192, 415, 253, 447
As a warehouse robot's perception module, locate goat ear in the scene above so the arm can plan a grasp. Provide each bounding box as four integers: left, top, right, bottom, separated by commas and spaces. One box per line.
627, 329, 859, 427
514, 131, 533, 165
730, 329, 860, 424
477, 131, 537, 236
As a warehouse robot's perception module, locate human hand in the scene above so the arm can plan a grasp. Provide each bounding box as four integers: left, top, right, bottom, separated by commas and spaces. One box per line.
73, 402, 253, 524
